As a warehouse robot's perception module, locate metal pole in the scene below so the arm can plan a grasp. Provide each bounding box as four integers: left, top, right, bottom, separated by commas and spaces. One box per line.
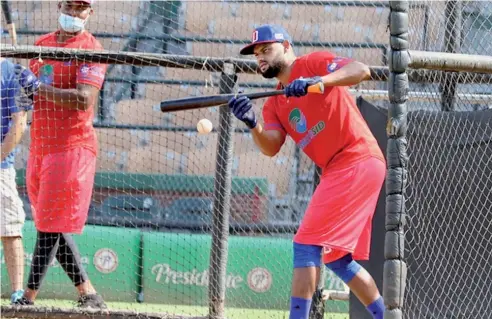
384, 1, 409, 319
309, 166, 325, 319
208, 63, 237, 319
440, 0, 463, 111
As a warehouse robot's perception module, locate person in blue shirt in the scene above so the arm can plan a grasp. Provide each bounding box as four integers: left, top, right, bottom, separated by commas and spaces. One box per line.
1, 57, 38, 304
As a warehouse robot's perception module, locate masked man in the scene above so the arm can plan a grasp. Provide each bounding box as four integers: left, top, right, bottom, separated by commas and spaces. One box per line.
13, 1, 108, 309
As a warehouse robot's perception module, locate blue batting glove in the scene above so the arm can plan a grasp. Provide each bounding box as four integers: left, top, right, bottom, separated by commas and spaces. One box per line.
228, 95, 257, 129
284, 76, 323, 98
13, 64, 40, 98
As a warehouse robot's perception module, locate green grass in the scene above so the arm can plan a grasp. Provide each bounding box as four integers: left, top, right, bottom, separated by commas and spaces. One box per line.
1, 298, 349, 319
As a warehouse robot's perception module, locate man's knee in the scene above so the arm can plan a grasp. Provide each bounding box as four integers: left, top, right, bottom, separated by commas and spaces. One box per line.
325, 253, 362, 283
293, 242, 322, 268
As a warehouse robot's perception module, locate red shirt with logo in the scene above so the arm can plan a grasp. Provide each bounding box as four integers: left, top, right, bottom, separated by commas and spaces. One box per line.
262, 51, 384, 171
29, 31, 106, 156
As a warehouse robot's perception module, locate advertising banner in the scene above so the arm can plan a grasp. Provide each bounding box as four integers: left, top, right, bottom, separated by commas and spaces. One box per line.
1, 221, 140, 302
142, 232, 348, 312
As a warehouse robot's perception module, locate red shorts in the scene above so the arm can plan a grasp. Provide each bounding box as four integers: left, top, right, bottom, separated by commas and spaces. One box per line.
26, 147, 96, 234
293, 157, 385, 264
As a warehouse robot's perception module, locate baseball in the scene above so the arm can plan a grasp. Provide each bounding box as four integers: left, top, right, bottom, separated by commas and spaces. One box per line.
197, 118, 213, 134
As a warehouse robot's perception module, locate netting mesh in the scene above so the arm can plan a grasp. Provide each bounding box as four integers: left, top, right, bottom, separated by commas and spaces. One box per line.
404, 1, 492, 318
2, 1, 491, 318
407, 1, 492, 112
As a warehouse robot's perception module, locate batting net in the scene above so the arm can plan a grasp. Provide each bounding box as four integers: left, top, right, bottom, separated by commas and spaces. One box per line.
0, 1, 395, 318
403, 1, 492, 318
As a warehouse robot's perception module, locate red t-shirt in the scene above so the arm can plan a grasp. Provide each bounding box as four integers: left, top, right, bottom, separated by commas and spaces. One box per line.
29, 31, 107, 156
262, 51, 384, 171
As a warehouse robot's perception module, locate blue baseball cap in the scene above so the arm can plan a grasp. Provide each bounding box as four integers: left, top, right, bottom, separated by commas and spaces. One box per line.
239, 24, 292, 55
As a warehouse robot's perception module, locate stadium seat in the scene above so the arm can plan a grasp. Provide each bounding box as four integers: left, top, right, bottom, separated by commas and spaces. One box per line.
88, 1, 140, 34
188, 42, 244, 59
182, 140, 218, 176
96, 127, 155, 171
325, 6, 390, 27
99, 194, 163, 229
125, 145, 187, 174
230, 2, 292, 21
183, 1, 230, 35
97, 37, 125, 52
96, 128, 147, 151
209, 18, 318, 42
8, 1, 34, 30
26, 2, 58, 30
161, 197, 213, 228
289, 4, 331, 24
352, 48, 387, 66
408, 6, 436, 50
161, 68, 220, 82
114, 99, 165, 126
234, 133, 257, 154
236, 145, 295, 197
96, 147, 129, 172
150, 131, 197, 155
317, 22, 371, 43
144, 83, 218, 102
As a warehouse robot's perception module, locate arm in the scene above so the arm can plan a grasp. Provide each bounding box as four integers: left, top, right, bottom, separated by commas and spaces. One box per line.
1, 111, 28, 162
320, 60, 371, 87
37, 83, 100, 111
284, 54, 372, 97
16, 62, 105, 111
251, 123, 285, 157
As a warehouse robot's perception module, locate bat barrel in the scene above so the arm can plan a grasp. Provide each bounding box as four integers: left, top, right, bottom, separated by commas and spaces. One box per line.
160, 94, 235, 112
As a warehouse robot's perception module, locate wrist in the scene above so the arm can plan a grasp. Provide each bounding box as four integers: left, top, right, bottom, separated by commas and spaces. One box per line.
37, 83, 51, 96
245, 117, 257, 129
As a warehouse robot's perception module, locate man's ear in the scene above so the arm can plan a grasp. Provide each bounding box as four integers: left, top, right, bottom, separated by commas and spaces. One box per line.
283, 40, 290, 52
57, 2, 62, 10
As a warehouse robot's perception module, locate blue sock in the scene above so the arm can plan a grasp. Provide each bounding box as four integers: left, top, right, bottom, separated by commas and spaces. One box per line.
366, 296, 384, 319
289, 297, 312, 319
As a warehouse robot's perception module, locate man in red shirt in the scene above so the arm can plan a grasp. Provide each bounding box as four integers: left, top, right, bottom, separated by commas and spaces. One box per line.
14, 0, 107, 309
229, 25, 386, 319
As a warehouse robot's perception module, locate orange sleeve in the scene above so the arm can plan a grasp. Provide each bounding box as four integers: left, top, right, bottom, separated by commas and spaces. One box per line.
262, 97, 287, 137
307, 51, 355, 76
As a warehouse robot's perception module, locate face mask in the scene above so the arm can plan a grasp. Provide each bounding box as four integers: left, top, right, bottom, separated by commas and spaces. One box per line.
58, 12, 87, 33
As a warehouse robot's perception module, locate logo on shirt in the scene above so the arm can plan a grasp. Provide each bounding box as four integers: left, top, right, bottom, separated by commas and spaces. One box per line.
39, 64, 54, 84
288, 108, 308, 133
80, 64, 90, 74
78, 64, 106, 83
298, 121, 326, 149
327, 57, 347, 73
327, 62, 338, 72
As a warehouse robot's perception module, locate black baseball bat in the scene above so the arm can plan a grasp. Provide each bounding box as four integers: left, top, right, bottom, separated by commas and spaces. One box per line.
160, 83, 324, 113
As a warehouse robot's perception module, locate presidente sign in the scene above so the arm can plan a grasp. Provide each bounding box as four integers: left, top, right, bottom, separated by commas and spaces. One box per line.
143, 232, 347, 310
151, 263, 246, 290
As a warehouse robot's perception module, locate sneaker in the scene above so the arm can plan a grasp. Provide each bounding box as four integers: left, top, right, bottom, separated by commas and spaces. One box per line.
77, 293, 108, 310
12, 296, 34, 306
10, 290, 24, 304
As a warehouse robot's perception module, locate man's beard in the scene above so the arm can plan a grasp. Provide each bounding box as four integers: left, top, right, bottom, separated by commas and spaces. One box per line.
260, 61, 283, 79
